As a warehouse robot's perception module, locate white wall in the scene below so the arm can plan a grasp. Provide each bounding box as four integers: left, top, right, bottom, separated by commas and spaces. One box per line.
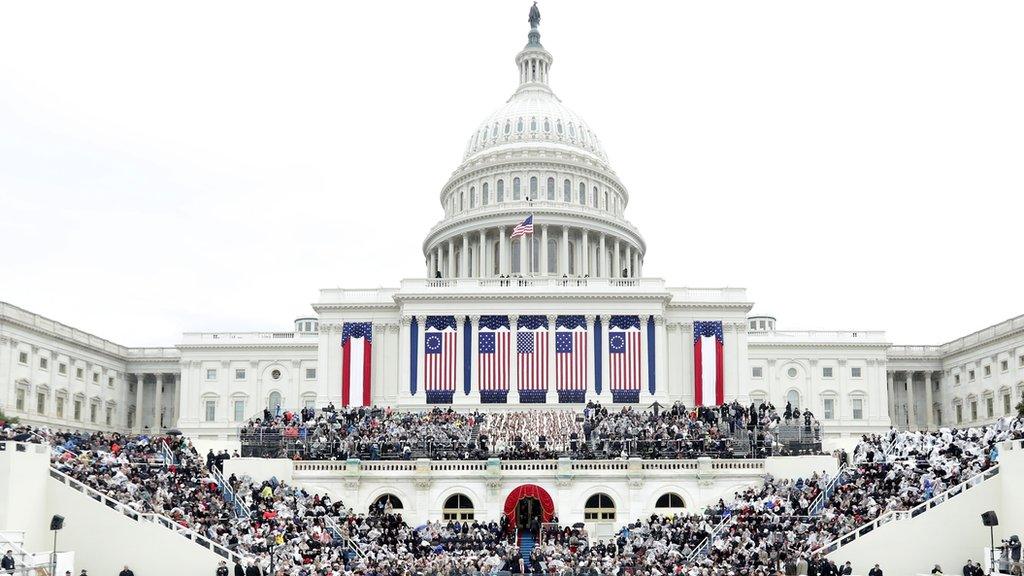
0, 442, 51, 547
764, 454, 837, 479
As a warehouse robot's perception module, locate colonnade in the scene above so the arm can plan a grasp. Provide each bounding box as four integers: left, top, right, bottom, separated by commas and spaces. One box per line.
130, 372, 180, 433
886, 369, 939, 430
426, 225, 642, 279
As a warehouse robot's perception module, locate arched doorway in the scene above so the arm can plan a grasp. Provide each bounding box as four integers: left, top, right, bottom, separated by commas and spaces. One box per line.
503, 484, 554, 535
371, 493, 403, 516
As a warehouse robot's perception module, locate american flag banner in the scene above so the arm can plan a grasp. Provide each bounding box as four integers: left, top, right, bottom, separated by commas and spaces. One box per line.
510, 215, 534, 238
555, 315, 587, 403
341, 322, 372, 407
478, 315, 510, 404
424, 315, 457, 404
517, 315, 548, 403
608, 315, 641, 403
694, 320, 724, 406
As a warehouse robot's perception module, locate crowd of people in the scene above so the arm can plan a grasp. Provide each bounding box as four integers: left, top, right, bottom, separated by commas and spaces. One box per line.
3, 410, 1023, 575
241, 401, 813, 462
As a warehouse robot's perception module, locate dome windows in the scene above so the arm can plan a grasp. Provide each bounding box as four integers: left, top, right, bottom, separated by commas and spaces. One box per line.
497, 179, 504, 202
530, 117, 537, 132
529, 177, 538, 200
516, 118, 524, 133
556, 120, 563, 135
513, 177, 521, 201
459, 191, 464, 212
469, 186, 475, 209
563, 179, 571, 202
579, 182, 586, 205
504, 120, 511, 135
482, 183, 489, 206
568, 123, 576, 138
546, 177, 555, 200
544, 118, 551, 133
592, 186, 599, 208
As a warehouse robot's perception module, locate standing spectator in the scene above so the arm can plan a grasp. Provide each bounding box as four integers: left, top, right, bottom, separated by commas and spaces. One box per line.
868, 564, 883, 576
1, 550, 15, 575
216, 561, 229, 576
118, 567, 135, 576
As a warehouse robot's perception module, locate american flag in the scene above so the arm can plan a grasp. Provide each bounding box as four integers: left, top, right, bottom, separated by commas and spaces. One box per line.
555, 330, 587, 396
694, 320, 724, 406
510, 215, 534, 238
517, 330, 548, 397
424, 330, 456, 396
478, 330, 510, 394
609, 330, 641, 398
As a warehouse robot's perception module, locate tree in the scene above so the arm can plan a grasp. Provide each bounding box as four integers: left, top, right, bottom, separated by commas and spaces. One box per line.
0, 408, 18, 426
1016, 399, 1024, 419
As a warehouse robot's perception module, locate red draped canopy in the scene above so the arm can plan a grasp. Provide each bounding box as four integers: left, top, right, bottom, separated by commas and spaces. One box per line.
503, 484, 555, 529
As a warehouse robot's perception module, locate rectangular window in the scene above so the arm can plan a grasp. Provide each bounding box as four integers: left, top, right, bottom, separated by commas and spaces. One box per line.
305, 368, 317, 380
304, 399, 316, 410
956, 404, 963, 424
749, 321, 756, 330
36, 393, 46, 414
15, 389, 25, 411
955, 374, 961, 385
1001, 360, 1008, 372
1020, 354, 1024, 367
106, 407, 113, 426
969, 370, 975, 381
108, 376, 114, 387
92, 372, 99, 383
823, 398, 835, 420
235, 368, 246, 380
233, 400, 245, 422
58, 363, 67, 375
76, 368, 84, 380
852, 398, 864, 420
1005, 394, 1012, 415
18, 351, 28, 364
56, 397, 65, 418
986, 397, 994, 418
40, 357, 48, 370
90, 404, 98, 423
205, 401, 216, 422
74, 401, 82, 421
206, 369, 217, 380
984, 365, 991, 377
851, 367, 862, 378
970, 401, 978, 420
822, 367, 833, 378
751, 366, 763, 378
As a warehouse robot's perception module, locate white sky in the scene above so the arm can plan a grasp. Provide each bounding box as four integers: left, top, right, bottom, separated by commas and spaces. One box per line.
1, 1, 1022, 347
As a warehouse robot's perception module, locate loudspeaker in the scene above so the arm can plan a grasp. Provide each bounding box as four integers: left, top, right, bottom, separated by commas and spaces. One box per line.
982, 511, 999, 527
49, 515, 64, 531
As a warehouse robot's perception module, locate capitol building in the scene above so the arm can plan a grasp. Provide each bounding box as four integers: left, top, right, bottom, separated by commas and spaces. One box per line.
1, 10, 1023, 447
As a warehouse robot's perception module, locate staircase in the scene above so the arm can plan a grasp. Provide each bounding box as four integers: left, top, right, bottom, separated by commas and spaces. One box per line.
519, 531, 536, 570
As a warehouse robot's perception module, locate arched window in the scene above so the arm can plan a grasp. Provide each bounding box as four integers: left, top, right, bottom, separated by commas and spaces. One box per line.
482, 183, 489, 206
547, 238, 557, 274
483, 126, 489, 139
584, 493, 615, 521
454, 249, 462, 277
556, 120, 563, 135
579, 182, 586, 205
655, 493, 686, 509
567, 241, 576, 275
268, 391, 282, 412
511, 242, 521, 274
592, 186, 598, 208
786, 390, 800, 409
530, 177, 538, 200
516, 118, 524, 133
563, 179, 571, 202
504, 120, 511, 135
459, 191, 464, 211
544, 118, 551, 133
497, 179, 504, 203
443, 494, 475, 520
513, 178, 521, 201
545, 177, 554, 200
604, 191, 609, 210
492, 243, 500, 275
531, 237, 540, 273
530, 117, 537, 132
568, 123, 576, 138
469, 186, 475, 209
371, 494, 403, 514
493, 122, 499, 137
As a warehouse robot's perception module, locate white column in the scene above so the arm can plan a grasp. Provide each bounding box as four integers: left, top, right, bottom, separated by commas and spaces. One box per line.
399, 318, 412, 404
655, 316, 668, 402
373, 322, 386, 405
598, 234, 606, 277
478, 231, 487, 278
547, 315, 557, 397
613, 239, 621, 279
682, 322, 694, 406
886, 371, 895, 423
134, 374, 144, 433
416, 315, 426, 405
461, 235, 470, 278
172, 373, 181, 428
666, 323, 681, 399
924, 370, 934, 429
625, 245, 633, 278
509, 315, 519, 395
935, 372, 944, 426
447, 238, 456, 277
560, 226, 569, 275
499, 227, 508, 275
906, 371, 917, 430
154, 374, 163, 432
581, 230, 589, 276
427, 250, 434, 277
540, 225, 549, 276
639, 315, 650, 401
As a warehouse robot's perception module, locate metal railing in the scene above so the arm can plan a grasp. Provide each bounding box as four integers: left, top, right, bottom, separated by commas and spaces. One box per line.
813, 464, 1002, 556
324, 515, 367, 560
809, 466, 851, 515
687, 516, 730, 562
209, 463, 251, 520
48, 466, 245, 565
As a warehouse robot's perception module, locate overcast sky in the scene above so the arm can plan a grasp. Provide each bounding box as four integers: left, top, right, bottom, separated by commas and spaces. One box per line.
1, 1, 1022, 347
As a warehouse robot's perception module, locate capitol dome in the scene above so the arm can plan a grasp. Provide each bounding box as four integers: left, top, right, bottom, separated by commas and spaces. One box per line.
422, 8, 645, 281
462, 85, 609, 165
